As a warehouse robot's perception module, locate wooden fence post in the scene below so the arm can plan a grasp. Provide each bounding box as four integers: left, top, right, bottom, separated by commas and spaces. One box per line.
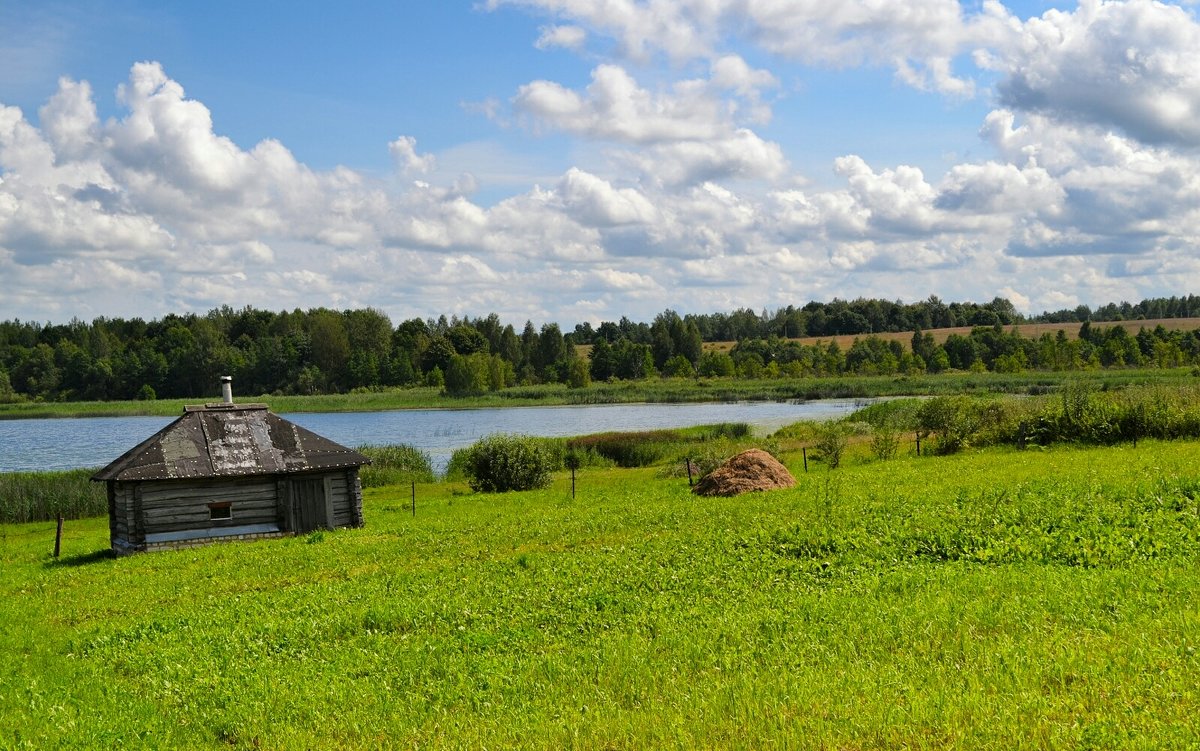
802, 447, 808, 472
686, 459, 694, 487
411, 482, 416, 517
54, 514, 63, 558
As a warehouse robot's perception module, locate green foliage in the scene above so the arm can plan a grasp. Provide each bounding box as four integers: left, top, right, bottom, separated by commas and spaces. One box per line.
356, 444, 435, 487
850, 398, 923, 430
666, 440, 749, 480
567, 430, 685, 468
813, 420, 852, 468
694, 421, 752, 440
661, 354, 695, 378
443, 354, 491, 396
696, 350, 735, 377
0, 368, 17, 403
459, 433, 557, 492
566, 423, 757, 474
869, 419, 901, 460
0, 469, 106, 523
1012, 383, 1200, 447
916, 396, 982, 454
770, 420, 820, 443
5, 295, 1200, 406
424, 365, 444, 389
566, 358, 590, 389
135, 384, 156, 401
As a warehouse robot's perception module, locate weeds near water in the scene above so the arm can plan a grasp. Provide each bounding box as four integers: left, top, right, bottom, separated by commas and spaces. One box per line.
357, 444, 435, 487
567, 430, 686, 467
0, 469, 105, 523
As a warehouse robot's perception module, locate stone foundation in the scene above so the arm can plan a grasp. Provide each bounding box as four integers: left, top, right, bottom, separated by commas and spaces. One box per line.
113, 530, 287, 555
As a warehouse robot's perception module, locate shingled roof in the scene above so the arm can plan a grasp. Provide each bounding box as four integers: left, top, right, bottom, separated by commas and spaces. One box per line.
93, 403, 370, 482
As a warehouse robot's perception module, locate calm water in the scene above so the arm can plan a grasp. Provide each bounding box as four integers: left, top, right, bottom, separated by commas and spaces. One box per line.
0, 399, 869, 474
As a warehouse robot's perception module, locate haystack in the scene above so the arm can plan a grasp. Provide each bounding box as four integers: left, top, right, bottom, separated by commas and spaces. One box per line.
692, 449, 796, 497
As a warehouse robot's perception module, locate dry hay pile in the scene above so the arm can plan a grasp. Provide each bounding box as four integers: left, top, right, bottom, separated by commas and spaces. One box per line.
692, 449, 796, 497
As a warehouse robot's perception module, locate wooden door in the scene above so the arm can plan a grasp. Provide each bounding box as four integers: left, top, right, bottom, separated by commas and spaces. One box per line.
290, 478, 329, 533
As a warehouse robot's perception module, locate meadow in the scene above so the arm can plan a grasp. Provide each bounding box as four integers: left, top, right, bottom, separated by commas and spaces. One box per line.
3, 436, 1200, 748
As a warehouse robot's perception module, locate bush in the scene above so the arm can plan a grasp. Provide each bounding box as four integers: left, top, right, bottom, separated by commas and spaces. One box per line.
870, 420, 901, 461
460, 434, 556, 492
916, 396, 982, 454
813, 420, 852, 469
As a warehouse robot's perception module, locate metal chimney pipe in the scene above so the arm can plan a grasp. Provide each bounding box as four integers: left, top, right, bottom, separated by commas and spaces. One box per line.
220, 376, 233, 404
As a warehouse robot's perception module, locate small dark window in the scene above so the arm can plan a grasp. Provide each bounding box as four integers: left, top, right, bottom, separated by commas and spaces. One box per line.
208, 502, 233, 521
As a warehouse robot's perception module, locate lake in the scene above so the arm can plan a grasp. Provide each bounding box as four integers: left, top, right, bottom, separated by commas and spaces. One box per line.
0, 399, 870, 474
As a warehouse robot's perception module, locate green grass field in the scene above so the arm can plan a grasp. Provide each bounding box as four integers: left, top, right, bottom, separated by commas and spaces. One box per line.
3, 440, 1200, 748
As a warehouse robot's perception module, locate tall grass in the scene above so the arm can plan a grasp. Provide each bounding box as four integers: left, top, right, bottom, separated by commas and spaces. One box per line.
567, 430, 686, 467
0, 469, 105, 523
356, 444, 435, 487
567, 423, 754, 469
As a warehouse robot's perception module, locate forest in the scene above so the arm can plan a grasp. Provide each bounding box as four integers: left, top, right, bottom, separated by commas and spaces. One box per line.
2, 294, 1200, 403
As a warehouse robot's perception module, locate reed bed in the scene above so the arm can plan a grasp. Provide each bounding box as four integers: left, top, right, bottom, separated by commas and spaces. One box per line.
356, 444, 436, 488
0, 469, 105, 524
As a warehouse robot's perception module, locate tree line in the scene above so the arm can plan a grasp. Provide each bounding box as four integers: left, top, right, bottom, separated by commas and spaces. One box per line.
720, 322, 1200, 379
1, 294, 1199, 402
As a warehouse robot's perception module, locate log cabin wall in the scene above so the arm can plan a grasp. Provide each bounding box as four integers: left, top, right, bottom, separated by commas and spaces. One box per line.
107, 468, 363, 554
139, 475, 280, 534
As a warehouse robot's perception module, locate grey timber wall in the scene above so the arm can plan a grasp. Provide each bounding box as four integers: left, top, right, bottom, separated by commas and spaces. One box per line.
108, 468, 364, 554
138, 476, 279, 534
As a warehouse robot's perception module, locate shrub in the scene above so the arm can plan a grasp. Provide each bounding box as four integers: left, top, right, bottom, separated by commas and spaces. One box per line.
813, 420, 852, 469
870, 420, 901, 461
460, 434, 556, 492
916, 396, 981, 454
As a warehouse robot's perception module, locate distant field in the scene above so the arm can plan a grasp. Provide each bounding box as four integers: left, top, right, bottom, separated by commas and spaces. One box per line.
699, 317, 1200, 353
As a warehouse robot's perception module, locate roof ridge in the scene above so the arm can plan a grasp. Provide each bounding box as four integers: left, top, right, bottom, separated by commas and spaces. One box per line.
183, 403, 270, 412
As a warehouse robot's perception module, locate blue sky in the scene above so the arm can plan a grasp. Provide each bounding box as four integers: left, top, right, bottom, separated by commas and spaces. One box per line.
2, 0, 1199, 326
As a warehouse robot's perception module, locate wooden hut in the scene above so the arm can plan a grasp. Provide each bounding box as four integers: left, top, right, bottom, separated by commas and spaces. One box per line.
93, 378, 370, 554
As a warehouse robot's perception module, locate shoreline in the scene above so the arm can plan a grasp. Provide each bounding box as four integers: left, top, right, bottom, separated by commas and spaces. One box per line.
0, 366, 1191, 421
